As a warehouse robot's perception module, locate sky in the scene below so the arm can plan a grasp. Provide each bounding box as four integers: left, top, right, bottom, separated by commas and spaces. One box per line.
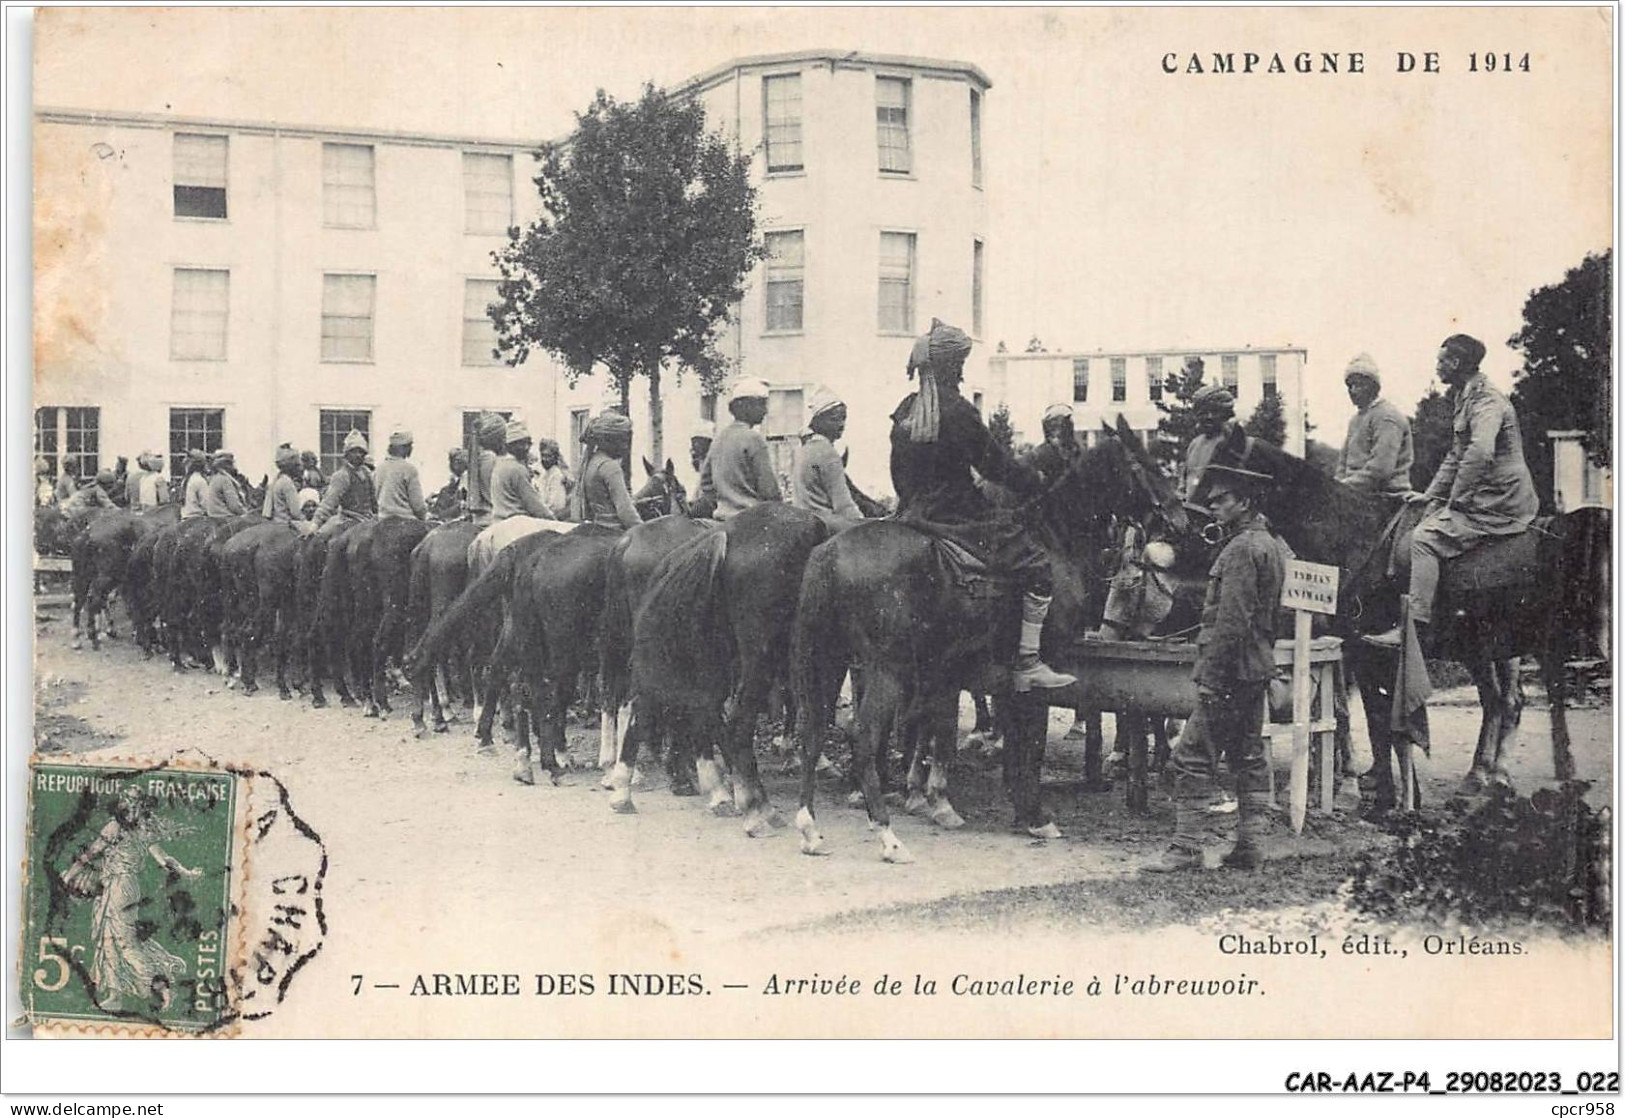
32, 6, 1613, 440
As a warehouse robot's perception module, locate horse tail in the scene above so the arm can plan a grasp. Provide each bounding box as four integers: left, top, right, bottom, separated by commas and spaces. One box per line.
406, 536, 434, 657
633, 530, 731, 701
599, 546, 635, 709
408, 536, 521, 670
790, 542, 845, 804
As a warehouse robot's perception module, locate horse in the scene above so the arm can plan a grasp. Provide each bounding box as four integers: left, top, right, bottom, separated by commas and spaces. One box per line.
302, 519, 363, 708
73, 504, 183, 651
1204, 424, 1610, 805
353, 517, 434, 718
406, 520, 485, 735
219, 521, 308, 697
612, 502, 831, 832
789, 423, 1187, 861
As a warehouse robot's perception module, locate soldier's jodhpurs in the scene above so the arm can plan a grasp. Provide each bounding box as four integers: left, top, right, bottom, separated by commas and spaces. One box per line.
1171, 682, 1269, 793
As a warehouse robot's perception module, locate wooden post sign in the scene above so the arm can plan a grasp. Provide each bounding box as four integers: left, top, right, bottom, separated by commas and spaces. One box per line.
1281, 560, 1339, 832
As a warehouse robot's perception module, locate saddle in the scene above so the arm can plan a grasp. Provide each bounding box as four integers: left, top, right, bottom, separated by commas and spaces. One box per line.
930, 536, 1012, 601
1388, 518, 1546, 595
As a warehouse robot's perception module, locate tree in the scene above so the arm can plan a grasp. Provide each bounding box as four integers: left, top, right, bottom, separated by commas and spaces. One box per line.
1243, 391, 1286, 447
492, 84, 766, 466
1409, 385, 1455, 490
1508, 250, 1612, 508
987, 402, 1015, 455
1153, 355, 1207, 469
1024, 336, 1047, 354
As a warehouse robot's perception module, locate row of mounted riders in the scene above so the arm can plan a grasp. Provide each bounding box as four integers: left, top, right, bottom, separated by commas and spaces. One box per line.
47, 420, 1611, 862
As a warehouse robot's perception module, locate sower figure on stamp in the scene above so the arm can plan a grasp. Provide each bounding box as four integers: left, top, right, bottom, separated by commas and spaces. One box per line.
889, 318, 1075, 693
1364, 333, 1538, 649
1146, 463, 1287, 873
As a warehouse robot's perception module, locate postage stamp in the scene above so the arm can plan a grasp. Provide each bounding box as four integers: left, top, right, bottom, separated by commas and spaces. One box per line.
23, 760, 238, 1033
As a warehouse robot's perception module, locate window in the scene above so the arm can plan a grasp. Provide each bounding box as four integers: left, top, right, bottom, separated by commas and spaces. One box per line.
462, 279, 501, 365
322, 143, 375, 228
876, 77, 911, 174
970, 89, 983, 188
1221, 354, 1239, 392
173, 133, 227, 219
877, 231, 916, 333
972, 240, 985, 338
463, 152, 513, 235
765, 387, 804, 487
168, 408, 222, 481
763, 230, 805, 332
1111, 357, 1127, 403
35, 407, 100, 481
462, 409, 514, 452
322, 274, 376, 362
1147, 355, 1164, 401
569, 408, 591, 458
170, 268, 230, 361
1072, 358, 1090, 403
1582, 456, 1604, 503
700, 393, 718, 425
762, 74, 804, 173
1260, 354, 1278, 399
319, 410, 372, 477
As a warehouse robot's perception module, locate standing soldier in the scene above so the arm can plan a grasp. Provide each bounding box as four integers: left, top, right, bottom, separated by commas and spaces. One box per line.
180, 450, 211, 519
533, 437, 573, 520
490, 420, 557, 521
1367, 333, 1538, 647
1146, 463, 1287, 872
792, 387, 863, 530
300, 449, 327, 493
310, 429, 377, 531
375, 429, 429, 520
202, 451, 247, 519
693, 378, 783, 520
264, 445, 312, 531
1180, 385, 1237, 500
574, 412, 643, 529
1337, 354, 1414, 494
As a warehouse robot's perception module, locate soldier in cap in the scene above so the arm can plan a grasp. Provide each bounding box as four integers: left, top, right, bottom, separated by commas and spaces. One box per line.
264, 445, 312, 530
889, 317, 1076, 693
1180, 384, 1237, 499
180, 449, 211, 519
1337, 353, 1414, 494
1146, 462, 1287, 873
1366, 333, 1538, 647
792, 386, 863, 528
311, 429, 377, 530
490, 419, 557, 521
202, 451, 247, 519
1022, 402, 1085, 485
693, 378, 784, 520
575, 411, 642, 529
375, 428, 428, 520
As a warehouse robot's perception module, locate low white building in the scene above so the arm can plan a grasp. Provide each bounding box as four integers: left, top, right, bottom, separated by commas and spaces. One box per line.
1548, 430, 1612, 511
985, 346, 1308, 456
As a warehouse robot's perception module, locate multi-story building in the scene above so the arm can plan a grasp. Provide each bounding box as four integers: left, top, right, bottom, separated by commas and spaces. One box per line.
34, 49, 993, 502
1548, 430, 1613, 511
985, 346, 1308, 456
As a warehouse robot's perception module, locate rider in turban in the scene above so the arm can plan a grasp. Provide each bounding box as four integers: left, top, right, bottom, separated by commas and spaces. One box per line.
181, 449, 211, 519
693, 379, 783, 520
376, 428, 428, 521
1180, 384, 1237, 500
575, 411, 641, 529
489, 419, 556, 521
311, 429, 378, 530
888, 317, 1075, 693
792, 386, 862, 528
265, 444, 310, 526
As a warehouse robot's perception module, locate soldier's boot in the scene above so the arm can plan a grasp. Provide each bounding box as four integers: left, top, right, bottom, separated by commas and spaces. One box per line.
1222, 791, 1268, 871
1012, 594, 1077, 693
1143, 777, 1207, 873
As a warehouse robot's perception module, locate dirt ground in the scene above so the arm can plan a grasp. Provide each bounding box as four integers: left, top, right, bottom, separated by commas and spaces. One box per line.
30, 594, 1613, 950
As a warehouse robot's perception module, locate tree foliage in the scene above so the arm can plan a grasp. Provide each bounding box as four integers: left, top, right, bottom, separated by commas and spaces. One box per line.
1410, 385, 1455, 490
491, 84, 766, 464
1243, 391, 1287, 447
1153, 355, 1207, 468
1508, 250, 1612, 507
986, 402, 1015, 455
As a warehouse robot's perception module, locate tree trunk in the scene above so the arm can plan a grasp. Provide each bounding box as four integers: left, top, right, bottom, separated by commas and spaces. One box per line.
647, 363, 664, 474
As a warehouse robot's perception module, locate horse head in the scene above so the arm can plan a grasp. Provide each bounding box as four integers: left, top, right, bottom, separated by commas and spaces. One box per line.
633, 457, 688, 520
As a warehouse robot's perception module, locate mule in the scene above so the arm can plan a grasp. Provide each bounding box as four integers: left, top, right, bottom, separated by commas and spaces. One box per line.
1204, 424, 1610, 804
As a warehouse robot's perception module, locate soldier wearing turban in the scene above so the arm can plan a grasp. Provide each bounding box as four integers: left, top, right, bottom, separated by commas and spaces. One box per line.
264, 444, 310, 526
1367, 333, 1537, 647
466, 412, 509, 526
311, 429, 378, 530
575, 411, 642, 529
693, 378, 783, 521
489, 419, 557, 521
202, 452, 247, 519
792, 386, 862, 529
1180, 383, 1237, 500
180, 449, 211, 520
888, 317, 1075, 693
376, 428, 428, 520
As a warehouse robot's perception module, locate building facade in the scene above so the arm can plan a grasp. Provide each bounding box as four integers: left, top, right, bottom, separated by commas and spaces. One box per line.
985, 346, 1308, 456
1548, 430, 1613, 512
32, 108, 591, 496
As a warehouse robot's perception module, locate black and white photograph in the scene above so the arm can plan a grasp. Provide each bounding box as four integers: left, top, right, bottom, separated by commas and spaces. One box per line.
4, 2, 1617, 1096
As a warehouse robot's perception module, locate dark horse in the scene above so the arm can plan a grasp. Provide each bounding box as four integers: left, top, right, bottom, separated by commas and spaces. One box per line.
1205, 425, 1610, 803
790, 425, 1187, 861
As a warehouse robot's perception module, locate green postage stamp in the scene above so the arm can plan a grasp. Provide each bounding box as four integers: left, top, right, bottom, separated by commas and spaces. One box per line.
23, 761, 239, 1033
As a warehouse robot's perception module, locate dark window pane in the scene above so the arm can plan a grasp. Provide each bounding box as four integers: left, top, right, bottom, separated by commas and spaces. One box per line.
174, 185, 228, 219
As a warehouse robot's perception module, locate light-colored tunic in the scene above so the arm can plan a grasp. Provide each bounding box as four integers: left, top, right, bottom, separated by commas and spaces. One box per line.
697, 420, 782, 520
491, 456, 555, 520
792, 434, 861, 523
1417, 371, 1539, 542
535, 464, 573, 520
375, 457, 428, 520
203, 473, 246, 519
181, 472, 210, 519
576, 454, 641, 529
1338, 397, 1414, 494
263, 474, 306, 525
312, 462, 376, 528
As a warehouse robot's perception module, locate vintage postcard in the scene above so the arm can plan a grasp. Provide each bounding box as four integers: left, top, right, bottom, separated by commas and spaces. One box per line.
13, 3, 1615, 1067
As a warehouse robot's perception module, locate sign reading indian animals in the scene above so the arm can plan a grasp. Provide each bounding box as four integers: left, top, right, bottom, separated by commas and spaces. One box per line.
1280, 560, 1340, 615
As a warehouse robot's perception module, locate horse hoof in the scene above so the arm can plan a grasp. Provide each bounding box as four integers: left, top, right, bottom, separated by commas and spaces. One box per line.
1027, 822, 1063, 840
931, 803, 966, 829
70, 638, 82, 651
879, 829, 915, 864
364, 706, 379, 719
279, 691, 292, 702
709, 796, 738, 818
413, 725, 430, 741
475, 740, 498, 757
903, 792, 929, 816
512, 764, 535, 786
1458, 770, 1488, 794
310, 695, 327, 709
669, 782, 700, 798
433, 722, 450, 735
610, 794, 637, 815
340, 697, 359, 709
743, 811, 779, 838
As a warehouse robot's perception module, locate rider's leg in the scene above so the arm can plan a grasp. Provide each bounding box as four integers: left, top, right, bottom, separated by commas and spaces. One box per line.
1005, 541, 1076, 693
